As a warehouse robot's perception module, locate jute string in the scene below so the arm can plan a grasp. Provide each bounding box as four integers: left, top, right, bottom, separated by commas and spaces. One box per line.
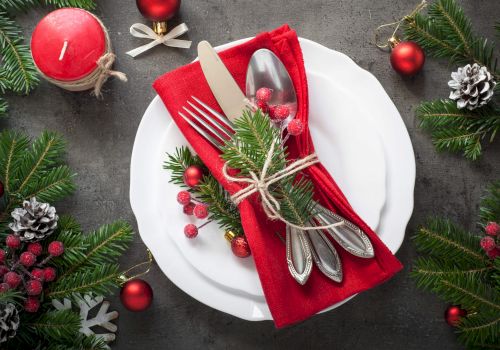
223, 142, 344, 231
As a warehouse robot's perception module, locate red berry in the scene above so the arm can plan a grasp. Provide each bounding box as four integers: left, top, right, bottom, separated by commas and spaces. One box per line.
480, 236, 496, 252
24, 297, 40, 313
177, 191, 191, 205
20, 251, 36, 267
4, 272, 21, 288
256, 87, 273, 103
487, 248, 500, 259
193, 204, 208, 219
268, 105, 277, 119
183, 166, 203, 188
31, 268, 45, 281
0, 249, 5, 263
273, 105, 290, 121
0, 283, 9, 293
26, 279, 43, 296
27, 242, 43, 256
43, 267, 56, 282
0, 266, 8, 277
48, 241, 64, 257
287, 119, 304, 136
184, 224, 198, 239
183, 202, 196, 216
485, 222, 500, 236
6, 235, 21, 249
256, 100, 269, 114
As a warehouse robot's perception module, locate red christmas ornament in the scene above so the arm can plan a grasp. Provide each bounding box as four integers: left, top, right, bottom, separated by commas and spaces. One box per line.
390, 40, 425, 76
183, 165, 203, 188
231, 236, 251, 258
120, 279, 153, 312
136, 0, 181, 21
445, 305, 467, 326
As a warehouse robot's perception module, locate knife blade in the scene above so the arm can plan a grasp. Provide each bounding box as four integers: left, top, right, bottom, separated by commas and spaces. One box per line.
197, 40, 249, 121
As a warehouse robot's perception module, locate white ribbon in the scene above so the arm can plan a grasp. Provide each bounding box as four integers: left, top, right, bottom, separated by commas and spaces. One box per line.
126, 23, 192, 58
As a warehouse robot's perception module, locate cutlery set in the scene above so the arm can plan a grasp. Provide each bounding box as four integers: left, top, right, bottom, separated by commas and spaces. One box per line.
179, 40, 375, 285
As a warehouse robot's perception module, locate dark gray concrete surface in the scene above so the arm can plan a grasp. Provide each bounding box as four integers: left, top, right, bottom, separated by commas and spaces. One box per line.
2, 0, 500, 349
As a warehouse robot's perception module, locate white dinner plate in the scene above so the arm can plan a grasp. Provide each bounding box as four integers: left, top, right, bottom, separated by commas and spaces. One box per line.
130, 37, 415, 321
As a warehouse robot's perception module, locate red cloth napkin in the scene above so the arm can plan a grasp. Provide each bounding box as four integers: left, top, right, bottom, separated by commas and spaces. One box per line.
153, 25, 403, 328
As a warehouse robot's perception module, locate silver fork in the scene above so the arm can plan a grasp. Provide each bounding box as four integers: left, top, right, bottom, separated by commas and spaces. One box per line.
179, 96, 374, 284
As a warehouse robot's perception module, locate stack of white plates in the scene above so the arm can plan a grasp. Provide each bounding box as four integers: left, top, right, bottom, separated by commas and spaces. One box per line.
130, 37, 415, 321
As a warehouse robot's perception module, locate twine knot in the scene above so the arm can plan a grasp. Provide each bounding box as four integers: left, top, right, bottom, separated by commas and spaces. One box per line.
94, 53, 128, 98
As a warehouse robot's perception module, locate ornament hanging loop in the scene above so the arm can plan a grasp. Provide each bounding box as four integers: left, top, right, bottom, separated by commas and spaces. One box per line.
119, 249, 154, 284
374, 0, 427, 49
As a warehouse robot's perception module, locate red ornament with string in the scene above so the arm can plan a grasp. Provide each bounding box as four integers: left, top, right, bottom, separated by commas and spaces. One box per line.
120, 279, 153, 312
390, 39, 425, 76
136, 0, 181, 35
444, 305, 467, 326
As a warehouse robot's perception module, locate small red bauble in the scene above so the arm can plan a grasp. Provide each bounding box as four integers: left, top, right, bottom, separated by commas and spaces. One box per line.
287, 119, 304, 136
4, 272, 21, 288
43, 267, 57, 282
184, 224, 198, 238
193, 204, 208, 219
136, 0, 181, 21
48, 241, 64, 256
27, 242, 43, 256
256, 87, 273, 103
183, 202, 196, 215
31, 268, 45, 281
231, 236, 251, 258
120, 279, 153, 312
183, 165, 203, 188
177, 190, 191, 205
26, 279, 43, 296
485, 222, 500, 236
273, 105, 290, 121
480, 236, 496, 252
6, 235, 21, 249
390, 41, 425, 76
24, 297, 40, 313
445, 305, 466, 326
20, 252, 37, 267
0, 249, 5, 263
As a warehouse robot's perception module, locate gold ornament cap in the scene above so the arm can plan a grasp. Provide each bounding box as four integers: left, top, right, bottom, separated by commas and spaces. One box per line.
224, 230, 237, 242
153, 21, 167, 35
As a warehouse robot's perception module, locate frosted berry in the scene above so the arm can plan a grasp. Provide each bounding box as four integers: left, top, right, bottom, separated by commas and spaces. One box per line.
184, 224, 198, 239
43, 267, 57, 282
287, 119, 304, 136
31, 268, 45, 281
183, 202, 196, 216
273, 105, 290, 121
183, 165, 203, 188
487, 248, 500, 259
0, 266, 9, 277
27, 242, 43, 256
0, 249, 5, 263
256, 87, 273, 103
193, 204, 208, 219
480, 236, 496, 252
256, 100, 269, 114
0, 283, 9, 293
48, 241, 64, 257
268, 105, 277, 119
485, 222, 500, 236
20, 252, 36, 267
177, 191, 191, 205
6, 234, 20, 249
26, 279, 43, 296
4, 272, 21, 288
24, 297, 40, 313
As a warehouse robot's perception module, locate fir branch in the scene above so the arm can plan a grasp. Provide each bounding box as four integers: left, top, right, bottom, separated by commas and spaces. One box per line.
479, 181, 500, 224
0, 0, 96, 12
45, 334, 109, 350
41, 0, 96, 10
0, 0, 37, 12
25, 309, 81, 342
438, 276, 500, 311
0, 97, 7, 117
20, 165, 76, 203
459, 313, 500, 348
0, 130, 30, 194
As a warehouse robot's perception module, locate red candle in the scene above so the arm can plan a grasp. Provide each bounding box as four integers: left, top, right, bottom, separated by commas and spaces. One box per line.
31, 8, 107, 83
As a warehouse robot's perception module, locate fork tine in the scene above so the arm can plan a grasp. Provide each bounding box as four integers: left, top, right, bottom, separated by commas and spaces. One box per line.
182, 106, 231, 145
191, 96, 235, 129
179, 111, 223, 151
186, 101, 233, 140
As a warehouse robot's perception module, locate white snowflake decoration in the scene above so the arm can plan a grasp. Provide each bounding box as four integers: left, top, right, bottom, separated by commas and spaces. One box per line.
52, 294, 118, 348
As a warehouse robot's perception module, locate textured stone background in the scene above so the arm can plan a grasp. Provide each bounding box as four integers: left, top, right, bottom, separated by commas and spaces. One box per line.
2, 0, 500, 349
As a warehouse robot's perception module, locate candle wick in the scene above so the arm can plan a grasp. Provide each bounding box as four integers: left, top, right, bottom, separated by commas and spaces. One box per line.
59, 41, 68, 61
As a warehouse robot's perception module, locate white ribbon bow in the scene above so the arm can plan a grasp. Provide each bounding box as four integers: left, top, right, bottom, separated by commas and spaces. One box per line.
126, 23, 192, 58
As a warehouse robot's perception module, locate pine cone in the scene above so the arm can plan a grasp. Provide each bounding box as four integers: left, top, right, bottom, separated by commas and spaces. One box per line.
8, 198, 58, 242
0, 303, 19, 344
448, 63, 496, 110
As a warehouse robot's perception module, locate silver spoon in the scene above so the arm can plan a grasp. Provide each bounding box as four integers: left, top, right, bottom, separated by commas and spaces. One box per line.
246, 49, 373, 284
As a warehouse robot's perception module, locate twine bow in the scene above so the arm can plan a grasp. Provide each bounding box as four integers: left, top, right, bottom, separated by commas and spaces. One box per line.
94, 53, 128, 98
126, 23, 192, 58
223, 142, 344, 231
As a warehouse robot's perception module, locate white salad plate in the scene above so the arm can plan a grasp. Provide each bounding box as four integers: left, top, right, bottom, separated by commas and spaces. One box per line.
130, 37, 416, 321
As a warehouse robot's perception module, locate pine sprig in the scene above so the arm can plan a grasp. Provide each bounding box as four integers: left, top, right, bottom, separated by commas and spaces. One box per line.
479, 181, 500, 224
25, 309, 81, 342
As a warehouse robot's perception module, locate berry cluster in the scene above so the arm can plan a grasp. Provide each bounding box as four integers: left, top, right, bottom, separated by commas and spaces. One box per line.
254, 87, 304, 136
0, 234, 64, 313
480, 222, 499, 259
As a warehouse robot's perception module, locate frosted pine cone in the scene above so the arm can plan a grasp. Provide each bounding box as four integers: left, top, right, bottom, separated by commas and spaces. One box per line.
0, 303, 19, 344
448, 63, 496, 110
8, 198, 58, 242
